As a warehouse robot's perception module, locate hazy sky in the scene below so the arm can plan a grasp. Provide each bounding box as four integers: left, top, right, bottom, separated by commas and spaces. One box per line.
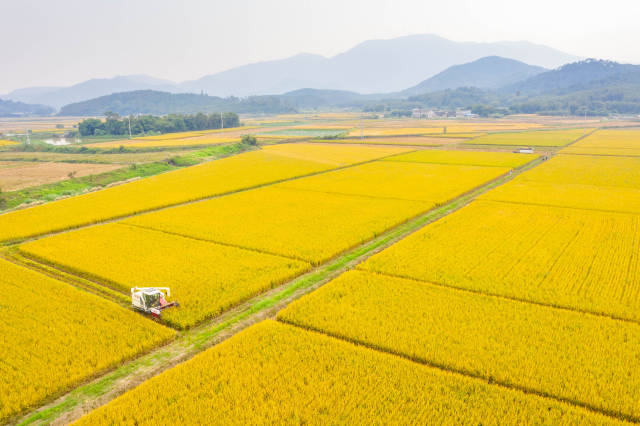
1, 0, 639, 93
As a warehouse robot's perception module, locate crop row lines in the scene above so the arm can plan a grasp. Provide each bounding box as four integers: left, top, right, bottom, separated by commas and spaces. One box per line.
11, 149, 548, 424
2, 146, 420, 246
357, 267, 640, 327
120, 222, 306, 263
276, 316, 638, 424
1, 249, 130, 305
482, 197, 640, 216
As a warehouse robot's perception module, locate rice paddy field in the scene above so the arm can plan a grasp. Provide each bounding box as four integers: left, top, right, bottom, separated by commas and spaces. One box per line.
465, 128, 592, 146
87, 136, 239, 149
257, 128, 349, 138
0, 139, 18, 147
310, 136, 468, 145
0, 143, 409, 242
0, 257, 175, 423
561, 128, 640, 156
5, 117, 640, 425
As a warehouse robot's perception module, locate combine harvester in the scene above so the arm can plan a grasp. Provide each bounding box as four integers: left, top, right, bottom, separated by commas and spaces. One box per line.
131, 287, 179, 318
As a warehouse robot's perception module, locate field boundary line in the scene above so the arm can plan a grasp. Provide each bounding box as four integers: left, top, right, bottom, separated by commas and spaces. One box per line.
13, 152, 543, 425
120, 222, 309, 263
479, 197, 640, 217
382, 158, 524, 168
3, 146, 420, 246
1, 249, 129, 305
276, 318, 639, 424
357, 268, 640, 326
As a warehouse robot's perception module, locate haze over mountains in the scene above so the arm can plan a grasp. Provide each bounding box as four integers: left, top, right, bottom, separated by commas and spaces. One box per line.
2, 34, 580, 109
57, 58, 640, 117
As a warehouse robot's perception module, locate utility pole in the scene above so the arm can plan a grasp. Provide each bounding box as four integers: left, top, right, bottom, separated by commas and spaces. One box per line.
220, 112, 224, 130
128, 116, 132, 139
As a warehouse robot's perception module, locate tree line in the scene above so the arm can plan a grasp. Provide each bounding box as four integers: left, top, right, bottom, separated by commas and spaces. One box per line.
78, 111, 240, 136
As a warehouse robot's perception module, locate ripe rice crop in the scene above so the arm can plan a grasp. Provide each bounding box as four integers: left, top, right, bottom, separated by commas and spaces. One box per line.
465, 128, 591, 147
134, 131, 207, 140
279, 269, 640, 421
0, 257, 175, 422
0, 144, 405, 242
518, 154, 640, 189
87, 136, 237, 149
362, 200, 640, 322
135, 127, 255, 140
561, 129, 640, 156
278, 160, 510, 203
481, 180, 640, 214
19, 223, 310, 329
125, 186, 433, 265
346, 127, 443, 137
74, 320, 621, 425
383, 149, 535, 168
0, 139, 18, 147
257, 128, 348, 138
260, 142, 410, 165
309, 136, 467, 146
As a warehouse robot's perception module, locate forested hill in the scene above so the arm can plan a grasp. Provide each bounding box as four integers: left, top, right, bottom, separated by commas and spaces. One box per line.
402, 56, 546, 95
0, 98, 55, 117
59, 90, 297, 116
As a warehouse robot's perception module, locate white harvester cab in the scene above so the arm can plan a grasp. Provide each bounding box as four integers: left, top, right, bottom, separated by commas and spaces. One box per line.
131, 287, 179, 318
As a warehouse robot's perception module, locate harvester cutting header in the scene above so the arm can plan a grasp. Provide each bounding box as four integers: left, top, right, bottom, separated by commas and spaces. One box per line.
131, 287, 179, 318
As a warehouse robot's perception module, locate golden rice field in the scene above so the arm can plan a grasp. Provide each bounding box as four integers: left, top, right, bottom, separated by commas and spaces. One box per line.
0, 139, 18, 147
279, 269, 640, 421
0, 144, 408, 243
74, 320, 620, 425
0, 257, 175, 422
482, 180, 640, 214
260, 142, 409, 165
362, 200, 640, 322
278, 160, 510, 203
124, 186, 433, 264
86, 136, 238, 149
135, 127, 256, 140
561, 129, 640, 156
517, 154, 640, 189
133, 131, 206, 140
346, 127, 444, 137
310, 136, 467, 145
383, 149, 535, 168
465, 128, 591, 147
19, 223, 310, 329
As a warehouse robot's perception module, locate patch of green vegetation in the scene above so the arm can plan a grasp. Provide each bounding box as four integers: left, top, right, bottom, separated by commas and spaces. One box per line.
167, 142, 252, 166
0, 143, 255, 212
1, 162, 177, 211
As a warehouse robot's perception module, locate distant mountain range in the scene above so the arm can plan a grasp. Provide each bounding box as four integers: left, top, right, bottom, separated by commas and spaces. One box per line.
408, 59, 640, 115
0, 98, 55, 117
55, 59, 640, 117
501, 58, 640, 95
3, 75, 178, 109
2, 34, 580, 109
58, 90, 297, 116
